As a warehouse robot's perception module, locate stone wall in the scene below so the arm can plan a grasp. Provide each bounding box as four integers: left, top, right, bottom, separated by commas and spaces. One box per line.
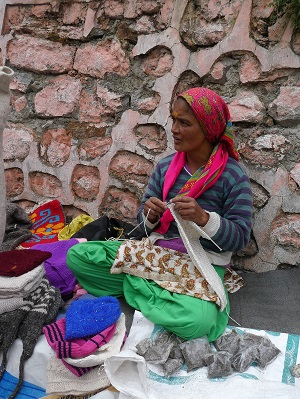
0, 0, 300, 272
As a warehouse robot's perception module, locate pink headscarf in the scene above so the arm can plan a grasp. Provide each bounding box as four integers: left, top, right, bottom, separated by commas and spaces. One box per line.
155, 87, 238, 235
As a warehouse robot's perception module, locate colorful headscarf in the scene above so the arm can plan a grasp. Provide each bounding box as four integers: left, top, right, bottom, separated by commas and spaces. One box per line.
155, 87, 238, 235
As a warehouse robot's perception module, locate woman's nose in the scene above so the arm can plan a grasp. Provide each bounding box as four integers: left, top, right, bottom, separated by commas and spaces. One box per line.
171, 120, 179, 133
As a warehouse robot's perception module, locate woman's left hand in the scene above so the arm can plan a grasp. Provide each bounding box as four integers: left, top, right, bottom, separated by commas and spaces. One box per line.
170, 196, 209, 227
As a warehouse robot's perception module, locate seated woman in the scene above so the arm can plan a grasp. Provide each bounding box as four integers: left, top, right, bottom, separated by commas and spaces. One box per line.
66, 87, 253, 341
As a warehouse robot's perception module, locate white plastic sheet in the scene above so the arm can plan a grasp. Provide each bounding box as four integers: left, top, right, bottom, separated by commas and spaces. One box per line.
105, 312, 300, 399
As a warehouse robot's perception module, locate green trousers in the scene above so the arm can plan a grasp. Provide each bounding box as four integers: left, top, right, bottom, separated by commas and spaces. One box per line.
66, 240, 229, 341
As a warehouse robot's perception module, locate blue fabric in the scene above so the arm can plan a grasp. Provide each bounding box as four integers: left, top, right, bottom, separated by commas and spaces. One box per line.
65, 295, 121, 339
0, 371, 45, 399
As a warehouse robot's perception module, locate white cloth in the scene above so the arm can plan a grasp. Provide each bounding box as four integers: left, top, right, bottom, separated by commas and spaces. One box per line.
104, 312, 300, 399
0, 295, 24, 314
0, 334, 53, 389
168, 203, 227, 310
0, 264, 45, 298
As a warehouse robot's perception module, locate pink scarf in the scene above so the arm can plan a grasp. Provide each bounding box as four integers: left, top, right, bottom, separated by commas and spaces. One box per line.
156, 87, 238, 235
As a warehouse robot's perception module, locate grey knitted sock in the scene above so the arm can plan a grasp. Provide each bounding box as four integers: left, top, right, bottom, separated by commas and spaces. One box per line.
0, 278, 63, 399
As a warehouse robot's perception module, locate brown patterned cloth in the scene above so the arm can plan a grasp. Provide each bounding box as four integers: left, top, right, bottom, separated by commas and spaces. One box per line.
111, 238, 244, 306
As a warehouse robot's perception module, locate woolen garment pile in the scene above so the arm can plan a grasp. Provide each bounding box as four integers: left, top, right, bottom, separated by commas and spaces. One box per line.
0, 278, 62, 399
0, 245, 63, 399
0, 248, 52, 315
43, 295, 126, 395
32, 238, 80, 299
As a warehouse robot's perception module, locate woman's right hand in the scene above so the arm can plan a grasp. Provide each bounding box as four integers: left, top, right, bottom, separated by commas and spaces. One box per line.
143, 197, 167, 223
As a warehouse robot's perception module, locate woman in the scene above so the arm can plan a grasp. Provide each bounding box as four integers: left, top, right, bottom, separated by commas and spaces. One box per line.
66, 87, 253, 341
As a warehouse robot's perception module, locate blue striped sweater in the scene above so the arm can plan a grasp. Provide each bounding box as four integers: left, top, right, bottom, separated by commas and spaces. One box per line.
137, 153, 253, 263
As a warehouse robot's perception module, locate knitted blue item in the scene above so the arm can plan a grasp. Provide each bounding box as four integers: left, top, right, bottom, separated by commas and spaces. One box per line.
65, 296, 121, 340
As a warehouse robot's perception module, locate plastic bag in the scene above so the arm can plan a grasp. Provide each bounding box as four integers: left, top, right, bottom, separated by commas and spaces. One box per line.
206, 351, 233, 378
180, 336, 212, 372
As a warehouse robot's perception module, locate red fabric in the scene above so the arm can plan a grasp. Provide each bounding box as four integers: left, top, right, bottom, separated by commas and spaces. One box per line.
178, 87, 238, 160
0, 249, 52, 276
20, 200, 65, 248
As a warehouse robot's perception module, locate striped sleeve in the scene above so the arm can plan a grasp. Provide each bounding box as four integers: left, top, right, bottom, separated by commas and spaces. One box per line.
137, 154, 175, 225
209, 160, 253, 252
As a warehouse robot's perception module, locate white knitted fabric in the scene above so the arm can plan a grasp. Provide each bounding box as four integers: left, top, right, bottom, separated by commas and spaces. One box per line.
168, 203, 227, 311
0, 295, 24, 314
0, 264, 45, 298
64, 313, 126, 367
46, 356, 110, 395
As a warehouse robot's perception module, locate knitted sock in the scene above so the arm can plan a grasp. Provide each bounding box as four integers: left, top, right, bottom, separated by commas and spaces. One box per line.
0, 278, 63, 399
0, 309, 27, 380
168, 204, 227, 311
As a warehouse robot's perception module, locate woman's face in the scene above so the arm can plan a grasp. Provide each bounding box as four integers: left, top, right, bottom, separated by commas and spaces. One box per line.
171, 97, 211, 154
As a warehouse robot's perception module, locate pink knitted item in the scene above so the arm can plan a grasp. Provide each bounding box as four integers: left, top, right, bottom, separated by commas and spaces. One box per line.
43, 317, 117, 359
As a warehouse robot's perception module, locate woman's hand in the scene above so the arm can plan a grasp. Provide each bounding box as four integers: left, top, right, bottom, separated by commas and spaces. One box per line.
143, 197, 167, 223
170, 196, 209, 227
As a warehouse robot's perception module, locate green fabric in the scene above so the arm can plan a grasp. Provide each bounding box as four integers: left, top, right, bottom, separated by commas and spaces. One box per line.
123, 266, 229, 341
66, 240, 125, 297
66, 241, 229, 341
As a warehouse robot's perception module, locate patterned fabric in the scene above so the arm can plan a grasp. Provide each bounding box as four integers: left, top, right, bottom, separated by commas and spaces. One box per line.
20, 200, 65, 248
156, 87, 239, 235
179, 87, 238, 159
224, 268, 245, 293
111, 238, 243, 306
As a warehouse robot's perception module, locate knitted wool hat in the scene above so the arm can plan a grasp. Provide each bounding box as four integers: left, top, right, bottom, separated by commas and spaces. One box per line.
33, 238, 79, 298
61, 357, 96, 377
0, 278, 63, 399
0, 249, 52, 277
64, 313, 126, 367
46, 356, 110, 395
0, 264, 45, 299
43, 316, 117, 359
65, 296, 121, 340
